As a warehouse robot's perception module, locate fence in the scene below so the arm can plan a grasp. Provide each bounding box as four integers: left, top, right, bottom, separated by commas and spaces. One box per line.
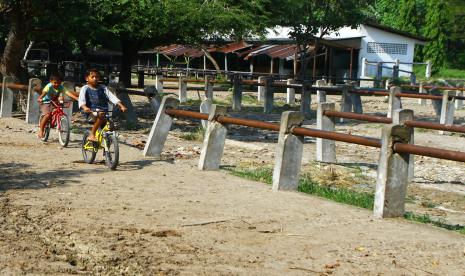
143, 96, 465, 218
360, 58, 432, 85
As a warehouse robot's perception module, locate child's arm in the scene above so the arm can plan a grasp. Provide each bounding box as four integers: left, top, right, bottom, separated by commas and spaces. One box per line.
104, 86, 127, 112
37, 90, 47, 103
116, 102, 127, 112
81, 104, 91, 113
78, 86, 89, 111
65, 91, 79, 101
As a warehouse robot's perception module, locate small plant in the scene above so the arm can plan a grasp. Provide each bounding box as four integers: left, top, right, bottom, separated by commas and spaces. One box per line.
179, 127, 205, 141
404, 212, 465, 234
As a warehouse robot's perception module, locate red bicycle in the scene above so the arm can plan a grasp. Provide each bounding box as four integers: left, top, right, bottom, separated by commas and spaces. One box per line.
39, 100, 71, 147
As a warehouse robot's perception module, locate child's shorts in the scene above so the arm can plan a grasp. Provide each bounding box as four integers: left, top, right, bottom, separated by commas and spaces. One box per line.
40, 102, 52, 114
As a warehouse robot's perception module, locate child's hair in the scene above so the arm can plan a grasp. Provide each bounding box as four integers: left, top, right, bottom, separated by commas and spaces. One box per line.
85, 68, 101, 78
50, 73, 63, 82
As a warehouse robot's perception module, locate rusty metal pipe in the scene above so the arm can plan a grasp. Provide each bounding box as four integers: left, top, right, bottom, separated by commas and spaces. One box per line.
165, 109, 208, 120
404, 120, 465, 133
292, 127, 382, 148
323, 110, 392, 124
0, 83, 28, 91
394, 143, 465, 163
217, 116, 281, 131
402, 84, 465, 92
164, 108, 465, 162
324, 110, 465, 134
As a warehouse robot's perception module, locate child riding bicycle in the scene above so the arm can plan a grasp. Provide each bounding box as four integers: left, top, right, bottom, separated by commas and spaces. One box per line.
78, 69, 127, 141
37, 73, 79, 139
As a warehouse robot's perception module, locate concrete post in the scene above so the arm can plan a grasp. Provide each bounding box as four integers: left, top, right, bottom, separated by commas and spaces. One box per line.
439, 90, 455, 135
339, 84, 352, 122
178, 76, 187, 103
272, 111, 305, 191
315, 79, 327, 103
0, 76, 14, 118
200, 99, 212, 129
300, 81, 312, 119
430, 87, 442, 118
418, 82, 427, 106
392, 109, 415, 182
205, 75, 213, 100
26, 78, 42, 124
155, 74, 163, 94
387, 86, 402, 118
264, 77, 274, 114
392, 65, 399, 80
145, 85, 162, 113
376, 62, 383, 88
425, 60, 432, 79
198, 105, 228, 171
454, 91, 463, 109
109, 84, 138, 127
374, 124, 411, 218
257, 76, 265, 102
360, 58, 367, 77
232, 76, 242, 111
62, 81, 75, 122
409, 73, 416, 85
349, 82, 363, 114
143, 97, 179, 157
316, 102, 337, 163
137, 69, 144, 88
286, 79, 295, 105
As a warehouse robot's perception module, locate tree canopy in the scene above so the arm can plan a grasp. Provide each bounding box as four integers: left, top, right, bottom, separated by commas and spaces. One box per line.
0, 0, 463, 81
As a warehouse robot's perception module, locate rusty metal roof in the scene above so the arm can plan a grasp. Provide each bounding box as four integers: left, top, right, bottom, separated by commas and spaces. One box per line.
244, 44, 301, 60
214, 41, 252, 53
157, 45, 204, 58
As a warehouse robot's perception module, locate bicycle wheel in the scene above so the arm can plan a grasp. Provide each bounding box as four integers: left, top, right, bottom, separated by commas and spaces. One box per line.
104, 133, 119, 170
82, 131, 97, 164
39, 114, 50, 142
58, 115, 70, 147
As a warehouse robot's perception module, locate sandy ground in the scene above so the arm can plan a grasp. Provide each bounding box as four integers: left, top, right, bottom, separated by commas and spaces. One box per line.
1, 86, 465, 275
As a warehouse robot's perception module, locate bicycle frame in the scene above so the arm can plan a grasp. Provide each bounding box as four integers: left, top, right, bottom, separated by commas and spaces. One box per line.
84, 113, 116, 152
48, 100, 69, 129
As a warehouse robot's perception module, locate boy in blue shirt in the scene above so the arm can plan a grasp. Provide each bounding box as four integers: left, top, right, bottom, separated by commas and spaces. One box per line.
37, 74, 79, 138
78, 69, 127, 141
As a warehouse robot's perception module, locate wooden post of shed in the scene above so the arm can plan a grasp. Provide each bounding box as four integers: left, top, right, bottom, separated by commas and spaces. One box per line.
270, 58, 274, 74
349, 48, 354, 79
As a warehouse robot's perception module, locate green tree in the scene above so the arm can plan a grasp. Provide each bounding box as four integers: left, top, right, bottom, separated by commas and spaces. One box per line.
87, 0, 272, 86
0, 0, 43, 80
272, 0, 372, 79
422, 0, 448, 70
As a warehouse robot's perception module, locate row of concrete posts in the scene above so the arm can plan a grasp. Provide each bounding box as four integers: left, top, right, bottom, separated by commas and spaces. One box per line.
143, 96, 414, 218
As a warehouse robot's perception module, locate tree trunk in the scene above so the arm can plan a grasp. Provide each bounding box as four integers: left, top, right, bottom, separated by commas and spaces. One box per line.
202, 49, 221, 73
119, 38, 140, 87
0, 10, 31, 82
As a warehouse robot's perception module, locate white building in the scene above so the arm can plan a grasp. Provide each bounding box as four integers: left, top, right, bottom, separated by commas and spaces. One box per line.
325, 22, 426, 78
266, 22, 426, 78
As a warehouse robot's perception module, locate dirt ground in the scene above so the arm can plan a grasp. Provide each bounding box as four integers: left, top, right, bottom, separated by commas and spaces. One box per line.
1, 84, 465, 275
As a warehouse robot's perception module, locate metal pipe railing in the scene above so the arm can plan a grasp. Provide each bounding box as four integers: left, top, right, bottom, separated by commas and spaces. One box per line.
402, 84, 465, 92
323, 110, 465, 134
164, 108, 465, 163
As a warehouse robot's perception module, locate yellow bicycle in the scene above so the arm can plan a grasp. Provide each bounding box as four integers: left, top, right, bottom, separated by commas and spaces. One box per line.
81, 111, 119, 170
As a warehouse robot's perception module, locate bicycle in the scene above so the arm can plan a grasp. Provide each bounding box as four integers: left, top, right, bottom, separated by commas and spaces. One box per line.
81, 110, 119, 170
39, 100, 71, 147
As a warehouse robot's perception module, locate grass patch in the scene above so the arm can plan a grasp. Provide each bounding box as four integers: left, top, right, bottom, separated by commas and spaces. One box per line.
178, 127, 205, 141
404, 212, 465, 234
225, 165, 465, 235
226, 166, 273, 184
298, 175, 374, 209
224, 166, 374, 209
